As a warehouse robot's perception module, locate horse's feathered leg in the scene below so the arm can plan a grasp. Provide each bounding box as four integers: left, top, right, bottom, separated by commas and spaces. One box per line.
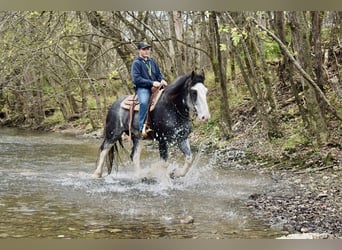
129, 135, 139, 161
156, 140, 172, 184
158, 140, 168, 161
93, 139, 114, 178
171, 139, 193, 178
131, 137, 143, 178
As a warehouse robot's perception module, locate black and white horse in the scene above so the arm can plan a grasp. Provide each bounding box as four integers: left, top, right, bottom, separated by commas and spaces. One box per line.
93, 71, 210, 180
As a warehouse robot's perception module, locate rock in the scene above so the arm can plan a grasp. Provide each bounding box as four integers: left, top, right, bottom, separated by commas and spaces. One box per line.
316, 193, 328, 199
300, 227, 310, 233
107, 228, 122, 233
180, 216, 194, 224
270, 222, 285, 231
277, 233, 331, 239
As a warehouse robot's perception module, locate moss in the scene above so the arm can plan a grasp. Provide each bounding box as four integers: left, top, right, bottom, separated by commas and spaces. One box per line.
283, 133, 307, 152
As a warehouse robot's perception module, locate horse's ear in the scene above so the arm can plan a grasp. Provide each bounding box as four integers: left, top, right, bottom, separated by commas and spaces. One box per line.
191, 70, 195, 79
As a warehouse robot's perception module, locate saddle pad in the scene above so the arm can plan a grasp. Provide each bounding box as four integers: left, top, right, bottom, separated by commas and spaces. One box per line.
120, 88, 164, 112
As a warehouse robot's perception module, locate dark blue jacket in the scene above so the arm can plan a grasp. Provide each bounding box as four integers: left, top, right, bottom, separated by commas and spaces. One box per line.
131, 56, 166, 89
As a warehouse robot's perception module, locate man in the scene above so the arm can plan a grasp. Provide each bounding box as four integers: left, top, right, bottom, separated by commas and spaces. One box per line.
131, 41, 168, 138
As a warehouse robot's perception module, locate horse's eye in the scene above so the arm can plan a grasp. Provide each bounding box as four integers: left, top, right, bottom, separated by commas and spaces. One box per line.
190, 90, 197, 101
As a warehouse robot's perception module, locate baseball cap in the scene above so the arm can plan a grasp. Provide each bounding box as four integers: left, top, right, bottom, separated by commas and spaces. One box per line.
137, 41, 151, 50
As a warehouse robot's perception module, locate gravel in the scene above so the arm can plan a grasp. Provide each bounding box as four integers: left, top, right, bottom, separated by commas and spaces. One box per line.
246, 169, 342, 239
207, 143, 342, 239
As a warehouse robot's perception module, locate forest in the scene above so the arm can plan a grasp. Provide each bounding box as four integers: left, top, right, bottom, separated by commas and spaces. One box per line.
0, 11, 341, 165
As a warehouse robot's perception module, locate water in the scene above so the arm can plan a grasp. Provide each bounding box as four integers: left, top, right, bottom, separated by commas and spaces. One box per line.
0, 127, 282, 238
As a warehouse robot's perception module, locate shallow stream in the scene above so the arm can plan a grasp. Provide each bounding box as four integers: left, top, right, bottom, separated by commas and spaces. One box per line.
0, 127, 283, 238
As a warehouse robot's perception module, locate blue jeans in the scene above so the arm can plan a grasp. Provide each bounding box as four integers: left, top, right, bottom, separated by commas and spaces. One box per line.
137, 87, 151, 132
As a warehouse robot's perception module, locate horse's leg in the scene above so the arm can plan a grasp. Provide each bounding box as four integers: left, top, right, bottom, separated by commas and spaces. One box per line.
158, 140, 171, 184
131, 137, 143, 178
172, 138, 193, 178
93, 140, 113, 178
158, 139, 168, 162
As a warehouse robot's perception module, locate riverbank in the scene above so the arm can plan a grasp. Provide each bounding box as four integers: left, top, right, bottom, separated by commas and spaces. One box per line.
202, 119, 341, 239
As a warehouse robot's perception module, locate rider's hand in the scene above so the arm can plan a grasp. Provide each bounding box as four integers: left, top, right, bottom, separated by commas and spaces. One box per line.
160, 80, 168, 87
152, 81, 161, 88
152, 81, 167, 88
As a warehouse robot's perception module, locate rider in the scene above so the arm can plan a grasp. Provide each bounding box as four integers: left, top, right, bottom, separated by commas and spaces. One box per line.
131, 41, 168, 138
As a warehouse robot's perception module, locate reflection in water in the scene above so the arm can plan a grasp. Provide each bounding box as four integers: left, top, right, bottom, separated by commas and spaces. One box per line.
0, 128, 282, 238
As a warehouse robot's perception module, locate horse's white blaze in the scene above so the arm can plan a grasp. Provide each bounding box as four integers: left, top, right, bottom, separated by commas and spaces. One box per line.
191, 83, 210, 121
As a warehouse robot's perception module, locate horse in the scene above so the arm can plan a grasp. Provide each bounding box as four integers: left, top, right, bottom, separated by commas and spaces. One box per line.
93, 70, 210, 180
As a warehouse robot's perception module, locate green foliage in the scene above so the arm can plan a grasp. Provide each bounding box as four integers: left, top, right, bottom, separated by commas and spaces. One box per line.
263, 39, 281, 60
87, 98, 97, 110
230, 27, 248, 47
219, 43, 227, 52
0, 10, 340, 149
283, 133, 307, 152
108, 70, 119, 80
42, 110, 65, 126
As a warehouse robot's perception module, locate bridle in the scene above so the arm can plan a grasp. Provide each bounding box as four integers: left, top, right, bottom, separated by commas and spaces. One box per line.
174, 77, 201, 121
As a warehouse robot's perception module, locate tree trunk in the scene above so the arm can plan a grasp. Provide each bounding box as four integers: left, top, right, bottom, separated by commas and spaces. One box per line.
273, 11, 309, 126
254, 33, 282, 138
288, 11, 329, 144
311, 11, 327, 115
168, 11, 185, 76
209, 11, 232, 137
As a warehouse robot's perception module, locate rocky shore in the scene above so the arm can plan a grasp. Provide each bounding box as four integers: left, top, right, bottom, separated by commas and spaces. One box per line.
247, 169, 341, 239
208, 142, 342, 239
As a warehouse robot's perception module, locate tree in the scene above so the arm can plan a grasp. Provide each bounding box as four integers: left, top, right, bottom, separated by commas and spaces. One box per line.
226, 12, 281, 139
288, 11, 329, 144
206, 11, 232, 137
1, 10, 340, 148
168, 11, 185, 76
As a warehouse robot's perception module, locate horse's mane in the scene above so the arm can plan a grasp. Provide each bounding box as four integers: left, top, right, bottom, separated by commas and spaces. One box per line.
165, 74, 189, 93
163, 73, 193, 101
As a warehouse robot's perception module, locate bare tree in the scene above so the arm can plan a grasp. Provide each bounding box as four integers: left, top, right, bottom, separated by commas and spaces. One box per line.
207, 11, 232, 137
168, 11, 185, 76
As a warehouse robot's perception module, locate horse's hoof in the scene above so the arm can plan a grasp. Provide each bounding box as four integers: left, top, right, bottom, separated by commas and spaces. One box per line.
92, 172, 102, 178
169, 170, 183, 179
141, 177, 157, 184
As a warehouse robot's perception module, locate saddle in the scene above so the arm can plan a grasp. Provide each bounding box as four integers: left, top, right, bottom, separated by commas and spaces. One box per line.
120, 87, 164, 112
121, 87, 164, 139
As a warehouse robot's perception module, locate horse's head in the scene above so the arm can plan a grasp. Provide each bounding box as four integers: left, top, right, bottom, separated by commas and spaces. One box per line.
187, 71, 211, 122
